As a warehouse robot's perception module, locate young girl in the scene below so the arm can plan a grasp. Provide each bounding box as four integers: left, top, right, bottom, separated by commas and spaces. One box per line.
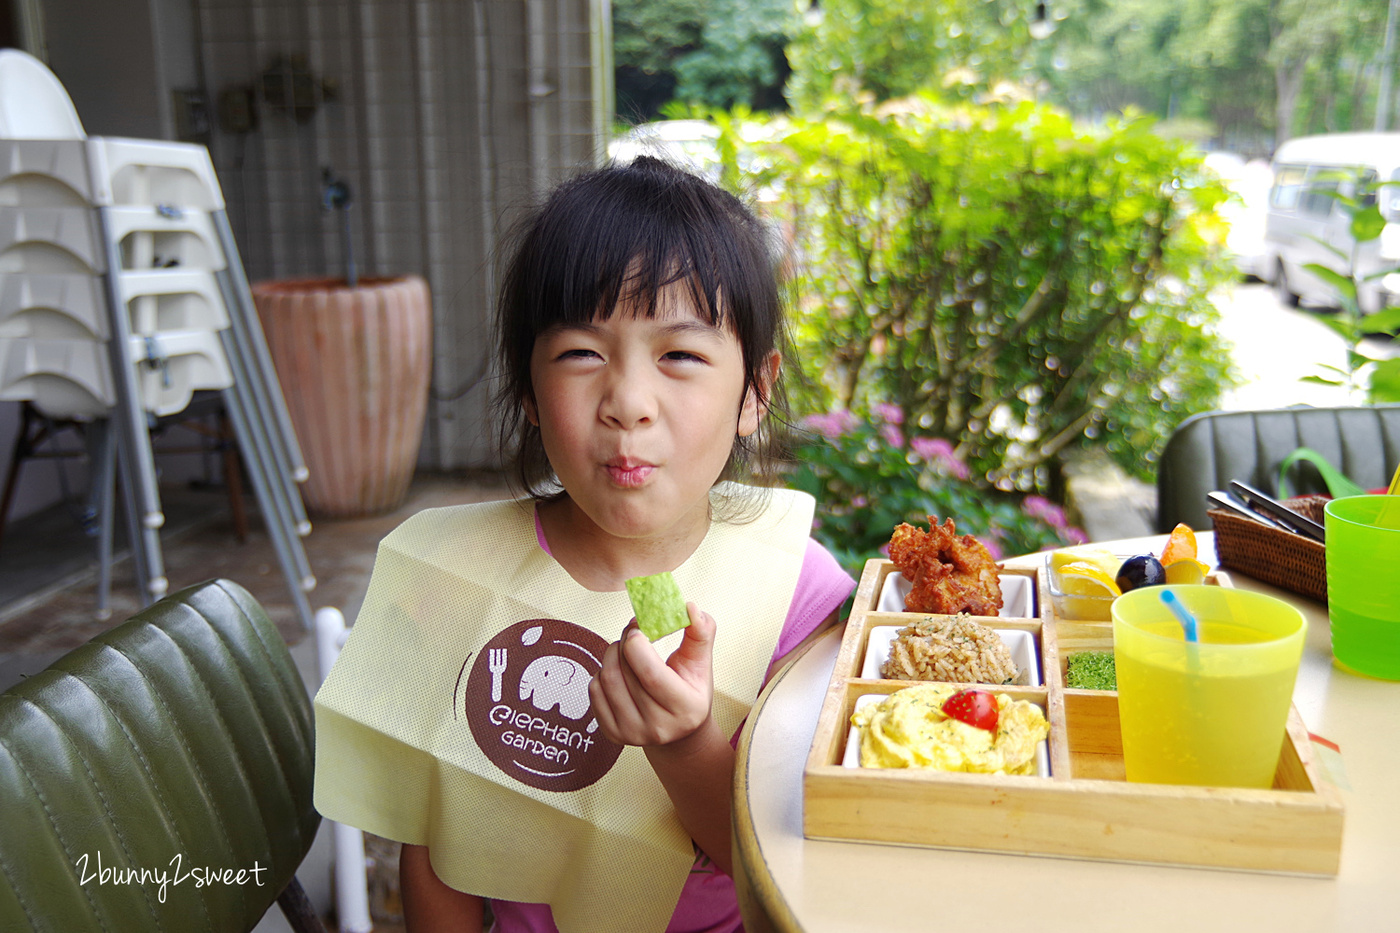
314, 156, 855, 933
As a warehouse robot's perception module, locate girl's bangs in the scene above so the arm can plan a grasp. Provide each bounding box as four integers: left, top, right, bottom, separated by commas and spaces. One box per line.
561, 230, 729, 331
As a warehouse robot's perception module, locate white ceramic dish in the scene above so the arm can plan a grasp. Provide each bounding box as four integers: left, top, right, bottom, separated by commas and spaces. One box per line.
842, 692, 1051, 776
878, 571, 1035, 618
860, 624, 1041, 686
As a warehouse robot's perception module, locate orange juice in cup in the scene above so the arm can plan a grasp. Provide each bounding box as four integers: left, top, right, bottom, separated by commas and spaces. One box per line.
1112, 586, 1306, 789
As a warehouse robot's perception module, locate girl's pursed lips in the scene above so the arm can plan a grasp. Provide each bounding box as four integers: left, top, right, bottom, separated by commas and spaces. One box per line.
603, 457, 656, 487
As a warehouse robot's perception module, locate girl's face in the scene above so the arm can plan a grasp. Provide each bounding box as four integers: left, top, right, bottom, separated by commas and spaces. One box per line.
526, 284, 772, 544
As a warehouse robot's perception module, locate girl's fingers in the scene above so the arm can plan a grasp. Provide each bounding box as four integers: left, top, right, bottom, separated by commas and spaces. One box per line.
665, 604, 716, 677
586, 676, 621, 740
591, 635, 646, 739
592, 612, 716, 745
616, 628, 675, 718
620, 624, 701, 714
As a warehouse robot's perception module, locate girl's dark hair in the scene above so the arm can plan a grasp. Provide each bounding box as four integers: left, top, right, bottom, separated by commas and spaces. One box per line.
492, 155, 790, 504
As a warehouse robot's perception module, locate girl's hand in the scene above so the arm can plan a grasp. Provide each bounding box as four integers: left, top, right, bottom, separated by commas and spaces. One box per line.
589, 602, 715, 747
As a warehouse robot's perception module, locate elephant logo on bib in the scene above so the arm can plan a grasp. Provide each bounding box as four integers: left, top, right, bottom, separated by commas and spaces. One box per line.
461, 619, 622, 792
519, 655, 593, 719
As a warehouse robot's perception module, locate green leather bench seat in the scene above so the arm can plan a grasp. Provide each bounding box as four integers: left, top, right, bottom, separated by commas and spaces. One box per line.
1156, 404, 1400, 533
0, 579, 321, 932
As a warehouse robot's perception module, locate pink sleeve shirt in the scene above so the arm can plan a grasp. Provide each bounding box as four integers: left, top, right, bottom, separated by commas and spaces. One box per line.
489, 522, 857, 933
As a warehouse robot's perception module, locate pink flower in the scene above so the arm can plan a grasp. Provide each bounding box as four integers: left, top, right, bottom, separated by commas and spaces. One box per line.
981, 534, 1005, 561
910, 436, 970, 480
880, 423, 904, 448
801, 409, 860, 439
1063, 526, 1089, 545
910, 437, 953, 459
1022, 495, 1067, 529
874, 402, 904, 425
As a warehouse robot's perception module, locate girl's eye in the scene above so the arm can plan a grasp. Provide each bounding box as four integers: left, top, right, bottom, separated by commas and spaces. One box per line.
662, 350, 705, 363
558, 348, 601, 361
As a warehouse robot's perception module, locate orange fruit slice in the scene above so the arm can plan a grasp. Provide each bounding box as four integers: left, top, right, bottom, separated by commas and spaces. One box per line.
1164, 559, 1210, 585
1058, 562, 1123, 598
1160, 523, 1197, 566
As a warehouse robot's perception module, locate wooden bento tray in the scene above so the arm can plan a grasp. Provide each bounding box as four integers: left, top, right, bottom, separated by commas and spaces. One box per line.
802, 559, 1345, 875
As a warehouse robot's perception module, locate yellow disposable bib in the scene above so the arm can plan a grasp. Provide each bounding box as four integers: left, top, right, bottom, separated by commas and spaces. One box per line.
314, 484, 813, 933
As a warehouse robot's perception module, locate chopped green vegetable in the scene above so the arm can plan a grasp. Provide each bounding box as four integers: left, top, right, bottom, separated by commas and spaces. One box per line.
1066, 651, 1117, 691
625, 571, 690, 641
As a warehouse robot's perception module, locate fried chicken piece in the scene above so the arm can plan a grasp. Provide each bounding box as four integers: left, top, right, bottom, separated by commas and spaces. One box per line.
888, 517, 1003, 616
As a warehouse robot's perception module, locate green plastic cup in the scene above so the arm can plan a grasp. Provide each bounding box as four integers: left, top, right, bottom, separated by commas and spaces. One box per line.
1325, 495, 1400, 681
1113, 585, 1306, 788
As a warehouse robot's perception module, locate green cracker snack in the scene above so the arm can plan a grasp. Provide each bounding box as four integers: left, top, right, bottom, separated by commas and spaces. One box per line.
626, 571, 690, 641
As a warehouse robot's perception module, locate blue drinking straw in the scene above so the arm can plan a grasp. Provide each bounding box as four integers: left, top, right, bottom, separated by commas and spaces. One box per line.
1160, 589, 1200, 643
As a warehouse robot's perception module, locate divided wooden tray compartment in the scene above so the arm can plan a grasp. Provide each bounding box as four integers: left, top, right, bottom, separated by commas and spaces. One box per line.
803, 558, 1345, 875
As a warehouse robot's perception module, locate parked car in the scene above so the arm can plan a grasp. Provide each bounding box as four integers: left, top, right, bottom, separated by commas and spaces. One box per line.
1261, 132, 1400, 313
608, 119, 724, 181
607, 118, 787, 198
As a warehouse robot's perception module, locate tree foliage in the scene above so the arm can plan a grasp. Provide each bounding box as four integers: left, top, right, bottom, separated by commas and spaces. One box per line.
617, 0, 1398, 145
786, 0, 1047, 109
1043, 0, 1393, 151
672, 0, 796, 111
612, 0, 795, 121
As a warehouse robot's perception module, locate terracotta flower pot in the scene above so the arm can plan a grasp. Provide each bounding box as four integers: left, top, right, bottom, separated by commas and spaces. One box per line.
252, 275, 432, 519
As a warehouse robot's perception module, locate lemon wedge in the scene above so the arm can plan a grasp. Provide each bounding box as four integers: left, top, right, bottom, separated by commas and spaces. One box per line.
1049, 546, 1121, 579
1058, 561, 1123, 598
1164, 559, 1211, 585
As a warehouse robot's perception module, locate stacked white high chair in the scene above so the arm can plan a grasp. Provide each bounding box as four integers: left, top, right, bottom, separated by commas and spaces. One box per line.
0, 49, 315, 630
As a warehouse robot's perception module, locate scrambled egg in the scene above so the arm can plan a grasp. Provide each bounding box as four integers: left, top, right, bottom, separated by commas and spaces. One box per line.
852, 684, 1049, 775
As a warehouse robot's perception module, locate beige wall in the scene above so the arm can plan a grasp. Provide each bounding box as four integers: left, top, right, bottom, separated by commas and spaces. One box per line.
195, 0, 611, 469
44, 0, 200, 139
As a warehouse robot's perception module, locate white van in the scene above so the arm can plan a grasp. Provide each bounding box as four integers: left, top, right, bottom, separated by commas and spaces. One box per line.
1262, 132, 1400, 312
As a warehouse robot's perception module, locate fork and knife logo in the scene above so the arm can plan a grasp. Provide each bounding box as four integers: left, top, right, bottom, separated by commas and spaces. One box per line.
489, 648, 508, 702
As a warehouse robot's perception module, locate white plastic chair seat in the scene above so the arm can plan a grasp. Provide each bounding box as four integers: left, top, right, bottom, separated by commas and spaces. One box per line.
0, 50, 85, 141
118, 269, 229, 335
0, 138, 93, 205
0, 327, 234, 419
107, 205, 226, 272
0, 272, 107, 339
88, 137, 224, 210
0, 335, 113, 417
129, 329, 233, 416
0, 205, 104, 273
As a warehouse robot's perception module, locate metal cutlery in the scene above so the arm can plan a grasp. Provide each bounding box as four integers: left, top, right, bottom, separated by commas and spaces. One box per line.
1228, 480, 1326, 542
1206, 489, 1284, 530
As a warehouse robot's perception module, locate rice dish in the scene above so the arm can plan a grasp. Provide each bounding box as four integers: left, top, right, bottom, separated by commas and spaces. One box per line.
880, 613, 1019, 685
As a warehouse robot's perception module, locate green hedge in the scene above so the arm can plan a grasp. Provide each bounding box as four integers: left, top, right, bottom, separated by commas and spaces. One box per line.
730, 97, 1238, 490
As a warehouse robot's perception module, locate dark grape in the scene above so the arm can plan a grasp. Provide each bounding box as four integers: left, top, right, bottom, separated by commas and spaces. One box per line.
1116, 554, 1166, 592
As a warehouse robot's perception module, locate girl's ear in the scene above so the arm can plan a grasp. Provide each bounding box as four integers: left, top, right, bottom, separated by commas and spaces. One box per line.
523, 393, 539, 428
737, 350, 781, 438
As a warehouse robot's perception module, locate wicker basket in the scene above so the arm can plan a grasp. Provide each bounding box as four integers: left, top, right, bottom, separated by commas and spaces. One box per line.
1208, 495, 1328, 602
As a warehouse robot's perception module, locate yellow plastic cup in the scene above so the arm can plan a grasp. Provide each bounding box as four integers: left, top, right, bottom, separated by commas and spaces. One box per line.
1112, 585, 1306, 788
1325, 495, 1400, 680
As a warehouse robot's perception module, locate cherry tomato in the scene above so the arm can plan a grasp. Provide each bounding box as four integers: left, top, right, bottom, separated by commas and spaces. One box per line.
941, 689, 999, 732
